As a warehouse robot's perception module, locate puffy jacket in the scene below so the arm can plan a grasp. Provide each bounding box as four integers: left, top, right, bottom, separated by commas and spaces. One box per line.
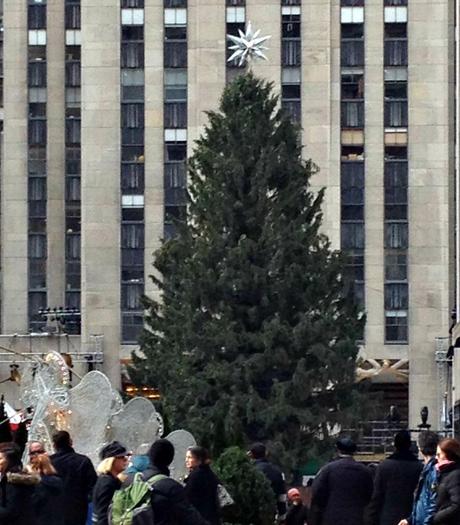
0, 471, 40, 525
432, 462, 460, 525
409, 458, 438, 525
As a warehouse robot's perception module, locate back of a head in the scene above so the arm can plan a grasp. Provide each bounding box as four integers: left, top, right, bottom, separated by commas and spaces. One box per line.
394, 430, 412, 452
32, 454, 57, 476
438, 438, 460, 463
52, 430, 72, 450
149, 439, 174, 470
418, 431, 439, 457
249, 442, 266, 460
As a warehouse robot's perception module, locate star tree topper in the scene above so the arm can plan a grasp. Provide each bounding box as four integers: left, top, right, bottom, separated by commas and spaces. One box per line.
227, 22, 271, 67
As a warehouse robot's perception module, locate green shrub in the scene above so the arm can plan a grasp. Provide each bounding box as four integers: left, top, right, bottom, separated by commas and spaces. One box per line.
214, 446, 276, 525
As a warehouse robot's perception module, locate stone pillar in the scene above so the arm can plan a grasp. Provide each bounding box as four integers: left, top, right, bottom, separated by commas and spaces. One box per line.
46, 0, 66, 308
144, 0, 164, 307
245, 0, 281, 90
1, 1, 28, 332
81, 0, 121, 386
364, 0, 385, 350
301, 0, 339, 248
187, 0, 226, 148
407, 0, 454, 426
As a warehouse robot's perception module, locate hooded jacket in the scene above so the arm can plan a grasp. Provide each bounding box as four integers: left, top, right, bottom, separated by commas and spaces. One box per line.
0, 471, 40, 525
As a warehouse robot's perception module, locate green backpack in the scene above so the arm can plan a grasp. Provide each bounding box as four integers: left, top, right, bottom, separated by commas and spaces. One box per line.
109, 472, 168, 525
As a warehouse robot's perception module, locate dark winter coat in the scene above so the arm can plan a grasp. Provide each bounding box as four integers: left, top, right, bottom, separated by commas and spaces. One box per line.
50, 446, 98, 525
432, 462, 460, 525
92, 473, 121, 525
140, 465, 209, 525
0, 471, 40, 525
366, 451, 423, 525
286, 503, 309, 525
254, 458, 287, 519
33, 474, 65, 525
184, 464, 220, 525
408, 458, 438, 525
310, 456, 374, 525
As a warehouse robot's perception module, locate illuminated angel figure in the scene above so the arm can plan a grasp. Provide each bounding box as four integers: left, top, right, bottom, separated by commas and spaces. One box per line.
227, 22, 271, 67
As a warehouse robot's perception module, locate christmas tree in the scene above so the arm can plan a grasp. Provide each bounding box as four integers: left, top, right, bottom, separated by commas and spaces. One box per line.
132, 74, 367, 470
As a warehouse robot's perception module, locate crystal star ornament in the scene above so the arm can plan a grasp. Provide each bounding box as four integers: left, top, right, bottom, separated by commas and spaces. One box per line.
227, 22, 271, 67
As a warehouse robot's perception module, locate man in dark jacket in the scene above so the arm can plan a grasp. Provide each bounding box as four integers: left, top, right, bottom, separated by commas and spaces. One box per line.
50, 431, 97, 525
310, 437, 374, 525
398, 431, 439, 525
249, 443, 287, 522
366, 430, 423, 525
140, 439, 209, 525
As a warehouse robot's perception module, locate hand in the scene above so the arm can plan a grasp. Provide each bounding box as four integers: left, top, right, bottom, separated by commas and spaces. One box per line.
398, 520, 408, 525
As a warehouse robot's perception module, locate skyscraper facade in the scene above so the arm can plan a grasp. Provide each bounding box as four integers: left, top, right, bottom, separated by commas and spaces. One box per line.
0, 0, 455, 428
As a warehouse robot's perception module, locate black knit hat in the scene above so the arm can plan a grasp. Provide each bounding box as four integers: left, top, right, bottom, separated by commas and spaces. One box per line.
99, 441, 128, 460
149, 439, 174, 469
336, 437, 357, 455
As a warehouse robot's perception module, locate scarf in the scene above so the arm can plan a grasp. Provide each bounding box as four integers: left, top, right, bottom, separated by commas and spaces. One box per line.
435, 458, 456, 472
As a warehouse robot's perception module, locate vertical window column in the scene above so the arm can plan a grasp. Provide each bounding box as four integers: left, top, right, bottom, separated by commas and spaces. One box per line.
384, 0, 408, 343
164, 0, 187, 240
65, 0, 81, 322
27, 0, 48, 331
340, 2, 365, 315
226, 0, 245, 82
121, 0, 145, 343
281, 1, 301, 124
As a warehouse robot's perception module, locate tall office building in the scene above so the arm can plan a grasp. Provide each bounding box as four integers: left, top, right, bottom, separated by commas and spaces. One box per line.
0, 0, 455, 429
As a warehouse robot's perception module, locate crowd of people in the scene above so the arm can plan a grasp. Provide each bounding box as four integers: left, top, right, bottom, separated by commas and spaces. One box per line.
0, 429, 458, 525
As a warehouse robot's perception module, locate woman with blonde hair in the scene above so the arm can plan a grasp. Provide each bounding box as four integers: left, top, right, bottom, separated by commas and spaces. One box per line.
92, 441, 129, 525
30, 452, 65, 525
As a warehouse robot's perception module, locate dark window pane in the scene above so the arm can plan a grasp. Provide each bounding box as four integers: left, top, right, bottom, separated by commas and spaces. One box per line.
385, 283, 408, 309
121, 163, 145, 194
341, 71, 364, 99
66, 62, 81, 87
122, 223, 144, 249
28, 5, 47, 29
341, 222, 364, 250
164, 102, 187, 128
122, 26, 144, 41
341, 41, 364, 67
281, 100, 301, 123
122, 313, 144, 343
121, 43, 144, 68
385, 40, 407, 66
164, 42, 187, 68
385, 252, 407, 281
385, 23, 407, 39
29, 62, 46, 87
282, 17, 300, 39
282, 40, 301, 67
341, 24, 364, 39
384, 82, 407, 99
385, 313, 408, 343
65, 4, 81, 29
122, 283, 144, 310
282, 84, 301, 99
341, 101, 364, 128
385, 222, 408, 249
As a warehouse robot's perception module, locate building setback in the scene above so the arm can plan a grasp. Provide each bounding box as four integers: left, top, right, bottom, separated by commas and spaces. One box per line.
0, 0, 455, 430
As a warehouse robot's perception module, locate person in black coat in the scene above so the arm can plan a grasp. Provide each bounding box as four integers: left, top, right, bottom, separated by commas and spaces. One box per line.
249, 442, 287, 522
29, 452, 65, 525
286, 488, 308, 525
0, 442, 39, 525
310, 437, 374, 525
366, 431, 423, 525
50, 430, 98, 525
92, 441, 129, 525
145, 439, 209, 525
432, 438, 460, 525
184, 446, 220, 525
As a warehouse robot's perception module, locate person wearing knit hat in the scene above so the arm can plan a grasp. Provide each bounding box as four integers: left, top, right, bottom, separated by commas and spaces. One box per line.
121, 439, 208, 525
92, 441, 129, 525
286, 488, 308, 525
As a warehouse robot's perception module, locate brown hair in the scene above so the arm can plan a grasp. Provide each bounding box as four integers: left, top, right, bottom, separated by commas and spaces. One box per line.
438, 438, 460, 462
30, 454, 57, 476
